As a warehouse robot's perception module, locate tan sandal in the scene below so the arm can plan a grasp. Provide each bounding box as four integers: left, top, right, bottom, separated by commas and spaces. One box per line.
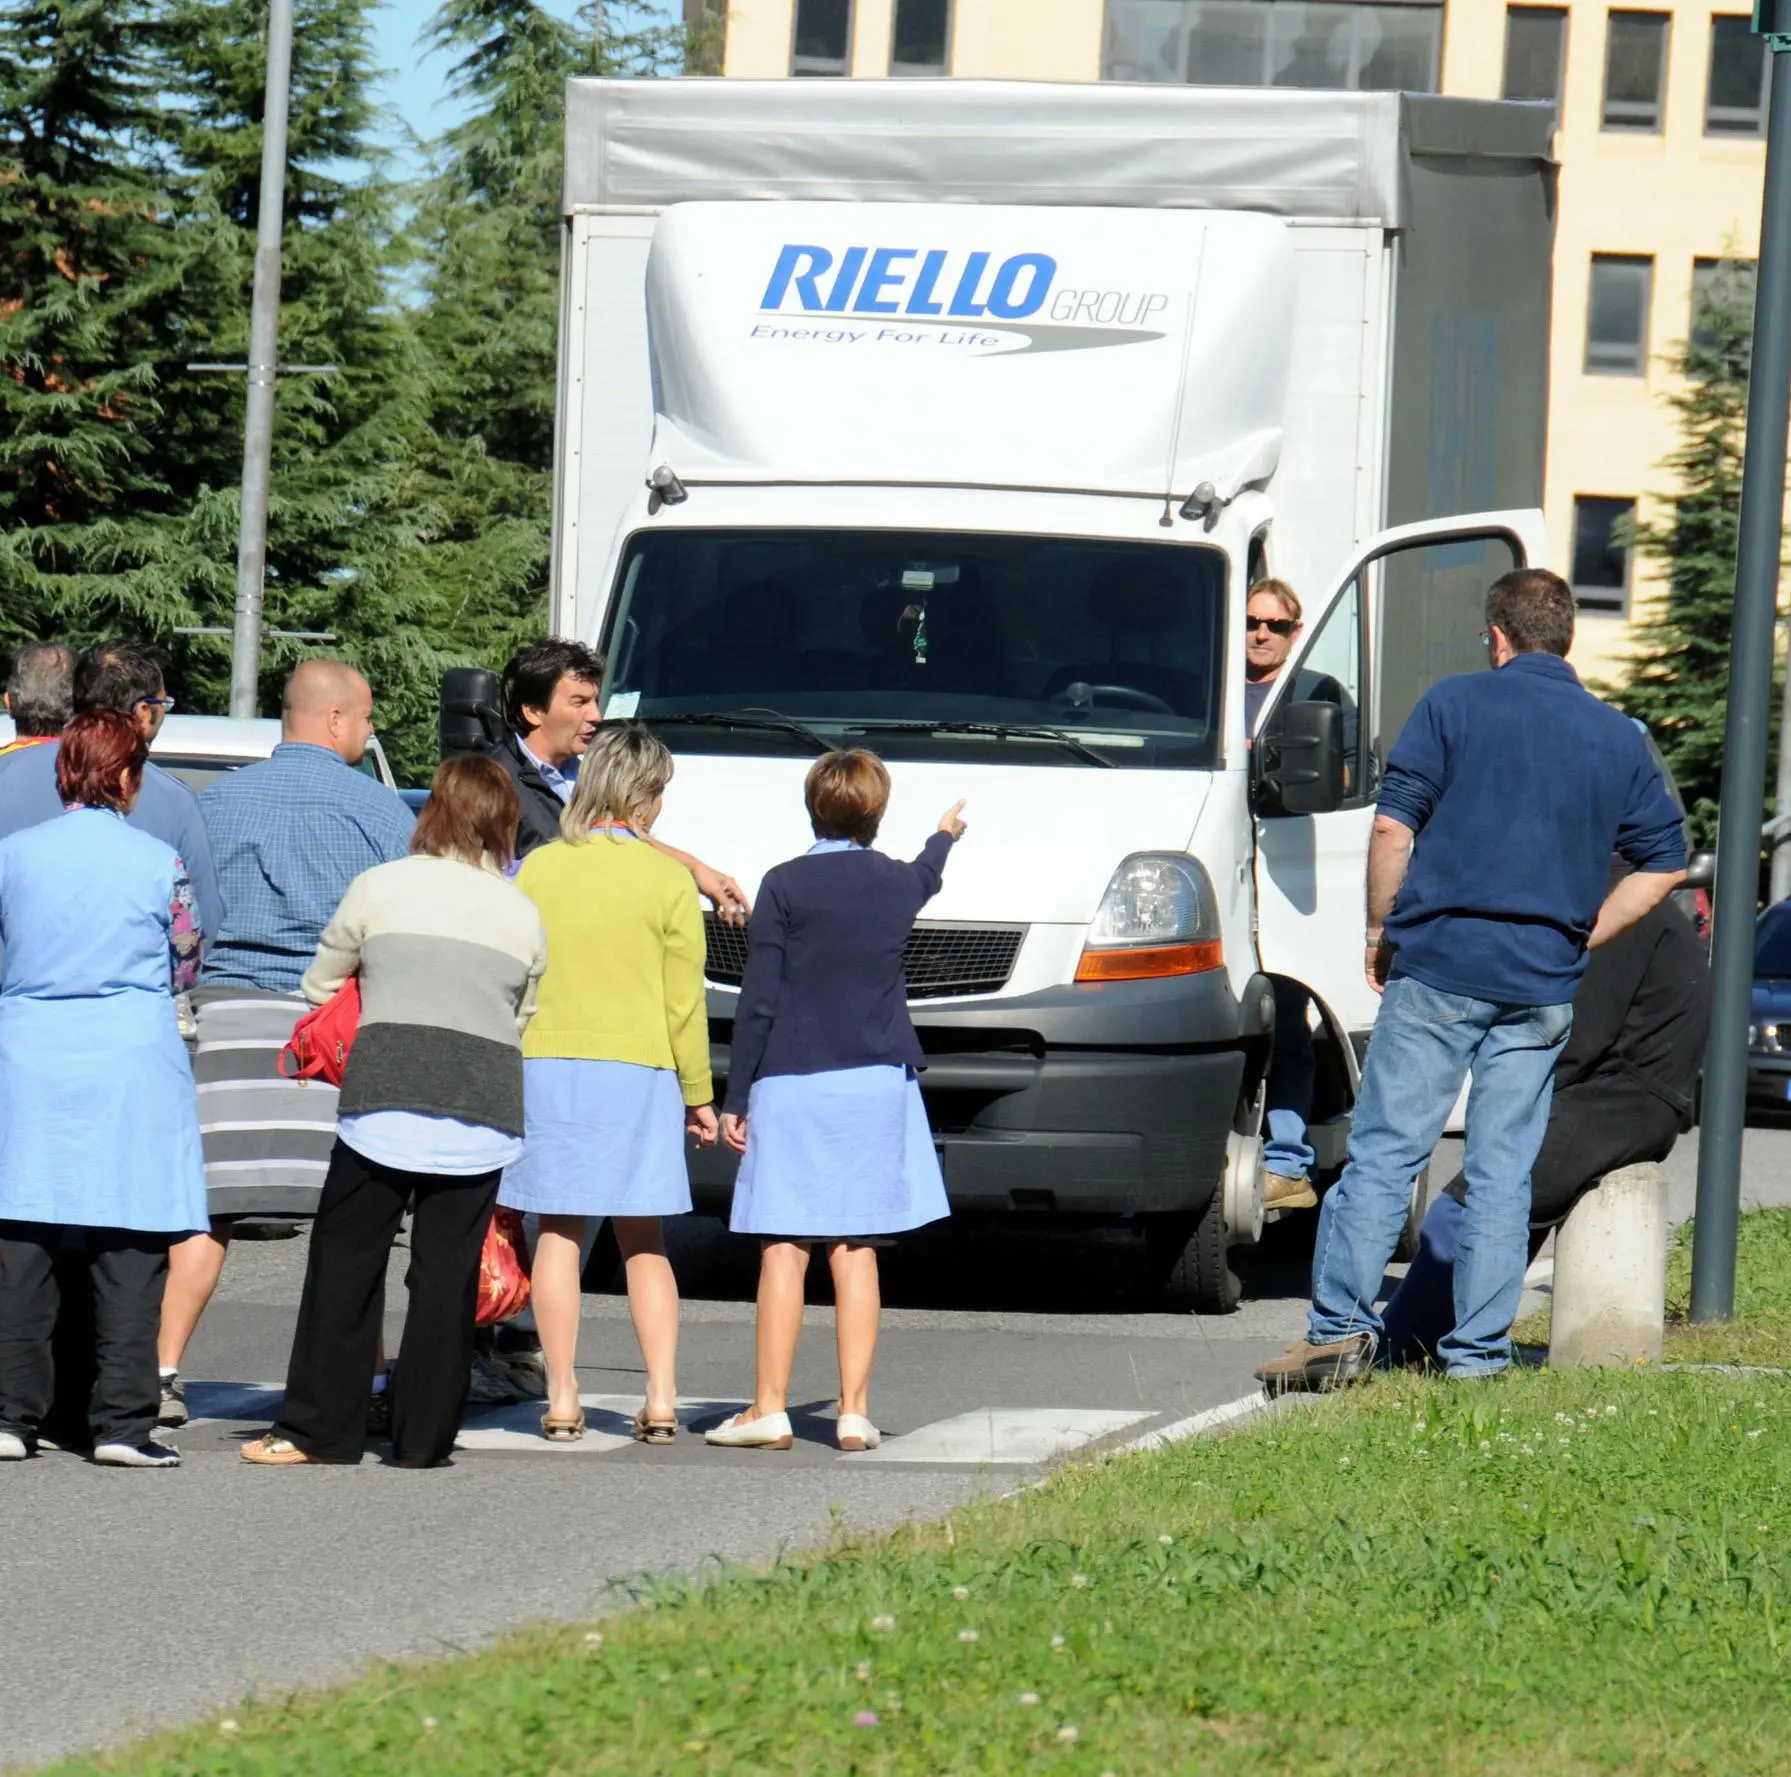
540, 1410, 586, 1443
240, 1432, 326, 1466
632, 1408, 678, 1445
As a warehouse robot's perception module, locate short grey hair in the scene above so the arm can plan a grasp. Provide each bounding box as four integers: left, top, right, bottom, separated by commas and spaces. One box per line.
5, 642, 76, 737
562, 723, 673, 843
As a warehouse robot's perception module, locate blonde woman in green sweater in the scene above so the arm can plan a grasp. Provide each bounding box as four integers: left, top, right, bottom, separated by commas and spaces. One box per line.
500, 726, 719, 1443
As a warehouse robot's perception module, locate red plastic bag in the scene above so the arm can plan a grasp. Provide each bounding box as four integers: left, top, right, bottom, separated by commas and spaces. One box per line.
278, 979, 361, 1087
476, 1206, 532, 1326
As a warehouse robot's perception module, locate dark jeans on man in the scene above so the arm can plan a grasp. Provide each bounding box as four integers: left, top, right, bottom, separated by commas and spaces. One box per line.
1381, 1074, 1683, 1364
0, 1222, 170, 1449
278, 1141, 499, 1466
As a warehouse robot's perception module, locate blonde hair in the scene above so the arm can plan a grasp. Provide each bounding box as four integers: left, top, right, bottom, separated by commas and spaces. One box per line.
1248, 577, 1302, 623
562, 723, 673, 843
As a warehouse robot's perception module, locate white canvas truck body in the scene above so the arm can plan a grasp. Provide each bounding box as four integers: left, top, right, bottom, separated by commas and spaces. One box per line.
551, 78, 1556, 1308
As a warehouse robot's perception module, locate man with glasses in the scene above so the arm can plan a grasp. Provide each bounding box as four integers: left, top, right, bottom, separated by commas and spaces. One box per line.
1243, 580, 1342, 1214
0, 641, 221, 938
1256, 569, 1686, 1392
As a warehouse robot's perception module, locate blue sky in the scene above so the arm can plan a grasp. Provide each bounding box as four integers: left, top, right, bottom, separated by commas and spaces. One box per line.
369, 0, 677, 160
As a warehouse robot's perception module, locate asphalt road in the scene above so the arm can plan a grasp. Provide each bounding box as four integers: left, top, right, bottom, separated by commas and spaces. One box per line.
5, 1122, 1789, 1770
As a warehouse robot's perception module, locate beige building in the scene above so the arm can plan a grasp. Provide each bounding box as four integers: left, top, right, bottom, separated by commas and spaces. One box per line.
703, 0, 1768, 680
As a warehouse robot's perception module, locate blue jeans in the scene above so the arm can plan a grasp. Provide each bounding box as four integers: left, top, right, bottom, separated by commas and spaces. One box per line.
1264, 978, 1317, 1180
1309, 976, 1572, 1374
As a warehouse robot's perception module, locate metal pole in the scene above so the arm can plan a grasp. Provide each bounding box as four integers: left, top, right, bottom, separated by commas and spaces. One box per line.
1690, 15, 1791, 1320
227, 0, 295, 720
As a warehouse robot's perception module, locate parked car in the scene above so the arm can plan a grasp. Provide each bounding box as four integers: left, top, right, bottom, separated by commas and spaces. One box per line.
1748, 898, 1791, 1109
0, 713, 401, 793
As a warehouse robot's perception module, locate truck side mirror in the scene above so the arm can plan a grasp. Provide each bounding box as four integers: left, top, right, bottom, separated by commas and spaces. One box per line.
1683, 847, 1716, 891
440, 667, 504, 759
1255, 699, 1347, 817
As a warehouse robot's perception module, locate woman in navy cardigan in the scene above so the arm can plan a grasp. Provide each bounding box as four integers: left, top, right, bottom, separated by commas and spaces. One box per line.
707, 751, 966, 1452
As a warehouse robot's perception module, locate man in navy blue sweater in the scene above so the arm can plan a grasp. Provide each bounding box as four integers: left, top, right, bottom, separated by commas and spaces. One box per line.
1257, 569, 1686, 1390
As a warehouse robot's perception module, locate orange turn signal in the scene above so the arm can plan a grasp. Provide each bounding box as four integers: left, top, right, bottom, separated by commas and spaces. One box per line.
1074, 940, 1224, 983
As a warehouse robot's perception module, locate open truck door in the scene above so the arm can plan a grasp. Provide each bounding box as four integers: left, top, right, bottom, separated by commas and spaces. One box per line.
1250, 510, 1550, 1145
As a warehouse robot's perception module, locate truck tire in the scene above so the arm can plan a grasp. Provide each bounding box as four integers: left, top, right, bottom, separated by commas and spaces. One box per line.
1150, 1192, 1243, 1316
581, 1217, 622, 1291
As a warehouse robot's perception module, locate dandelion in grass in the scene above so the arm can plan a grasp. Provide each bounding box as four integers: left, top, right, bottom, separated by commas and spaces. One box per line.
856, 1662, 873, 1684
959, 1629, 980, 1644
1020, 1691, 1041, 1706
1339, 1455, 1351, 1468
1057, 1725, 1080, 1743
1158, 1534, 1173, 1545
422, 1718, 438, 1732
870, 1614, 895, 1632
218, 1721, 240, 1736
1749, 1429, 1764, 1439
854, 1711, 880, 1729
952, 1585, 970, 1601
1070, 1573, 1088, 1589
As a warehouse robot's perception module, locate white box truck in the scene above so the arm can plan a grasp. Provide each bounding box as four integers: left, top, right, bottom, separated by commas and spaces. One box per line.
549, 78, 1557, 1310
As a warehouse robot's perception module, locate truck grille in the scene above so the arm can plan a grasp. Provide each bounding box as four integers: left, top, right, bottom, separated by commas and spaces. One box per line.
703, 916, 1026, 1001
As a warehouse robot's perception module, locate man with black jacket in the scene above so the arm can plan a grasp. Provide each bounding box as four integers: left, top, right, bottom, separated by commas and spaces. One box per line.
483, 638, 748, 918
1380, 886, 1710, 1363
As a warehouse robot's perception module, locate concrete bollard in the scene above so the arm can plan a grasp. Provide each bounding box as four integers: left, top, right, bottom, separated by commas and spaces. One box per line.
1548, 1162, 1669, 1369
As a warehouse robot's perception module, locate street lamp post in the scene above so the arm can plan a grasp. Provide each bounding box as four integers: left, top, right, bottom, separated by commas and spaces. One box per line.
1690, 0, 1791, 1319
226, 0, 296, 720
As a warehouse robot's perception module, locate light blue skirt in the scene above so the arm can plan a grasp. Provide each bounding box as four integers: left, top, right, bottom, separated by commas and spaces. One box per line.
498, 1059, 691, 1218
730, 1065, 949, 1239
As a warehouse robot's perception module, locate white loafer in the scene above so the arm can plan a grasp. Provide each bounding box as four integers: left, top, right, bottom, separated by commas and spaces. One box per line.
837, 1413, 881, 1452
704, 1410, 794, 1450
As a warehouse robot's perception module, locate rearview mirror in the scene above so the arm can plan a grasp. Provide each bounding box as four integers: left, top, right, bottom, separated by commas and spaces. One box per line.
1683, 847, 1716, 891
440, 667, 504, 759
1255, 699, 1346, 817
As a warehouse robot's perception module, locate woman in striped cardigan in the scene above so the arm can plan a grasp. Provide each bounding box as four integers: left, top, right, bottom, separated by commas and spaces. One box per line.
242, 755, 548, 1468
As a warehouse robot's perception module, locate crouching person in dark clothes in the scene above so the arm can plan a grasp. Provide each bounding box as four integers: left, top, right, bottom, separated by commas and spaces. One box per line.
1380, 878, 1710, 1365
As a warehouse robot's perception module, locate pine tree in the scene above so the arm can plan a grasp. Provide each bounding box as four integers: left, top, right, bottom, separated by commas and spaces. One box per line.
0, 0, 192, 654
1609, 257, 1767, 844
147, 0, 443, 773
393, 0, 692, 700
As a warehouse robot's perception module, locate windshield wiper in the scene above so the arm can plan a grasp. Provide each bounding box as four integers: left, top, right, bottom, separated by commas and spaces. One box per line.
645, 711, 831, 755
847, 720, 1114, 769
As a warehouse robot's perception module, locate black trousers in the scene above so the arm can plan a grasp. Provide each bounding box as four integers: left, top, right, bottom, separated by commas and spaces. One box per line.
1442, 1075, 1683, 1231
279, 1140, 499, 1466
0, 1222, 170, 1449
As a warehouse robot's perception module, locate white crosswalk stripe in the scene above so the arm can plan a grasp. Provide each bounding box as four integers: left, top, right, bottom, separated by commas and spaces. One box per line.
182, 1384, 1161, 1466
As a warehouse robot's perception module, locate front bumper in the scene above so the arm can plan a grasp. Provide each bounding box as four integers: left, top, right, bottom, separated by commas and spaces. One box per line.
689, 970, 1267, 1220
1745, 1052, 1791, 1106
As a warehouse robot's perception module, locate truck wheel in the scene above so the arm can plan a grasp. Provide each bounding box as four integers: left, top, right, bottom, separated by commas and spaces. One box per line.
581, 1217, 621, 1291
1393, 1164, 1433, 1263
1151, 1192, 1243, 1316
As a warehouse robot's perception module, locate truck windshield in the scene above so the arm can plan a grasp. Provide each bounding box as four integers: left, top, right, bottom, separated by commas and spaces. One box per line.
602, 530, 1225, 769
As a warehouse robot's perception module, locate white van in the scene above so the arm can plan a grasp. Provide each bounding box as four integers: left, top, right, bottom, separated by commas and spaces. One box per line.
548, 81, 1557, 1309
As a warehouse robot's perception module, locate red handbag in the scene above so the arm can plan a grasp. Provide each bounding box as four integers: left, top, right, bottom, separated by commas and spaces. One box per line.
476, 1207, 532, 1326
278, 978, 361, 1087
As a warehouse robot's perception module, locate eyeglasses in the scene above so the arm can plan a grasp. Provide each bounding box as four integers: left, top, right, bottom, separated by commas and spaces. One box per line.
140, 695, 177, 712
1245, 616, 1298, 637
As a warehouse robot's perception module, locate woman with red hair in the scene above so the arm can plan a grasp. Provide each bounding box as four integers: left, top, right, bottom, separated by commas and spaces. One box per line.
0, 709, 207, 1468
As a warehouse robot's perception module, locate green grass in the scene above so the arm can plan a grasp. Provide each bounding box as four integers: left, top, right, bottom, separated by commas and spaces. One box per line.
51, 1216, 1791, 1777
1511, 1207, 1791, 1368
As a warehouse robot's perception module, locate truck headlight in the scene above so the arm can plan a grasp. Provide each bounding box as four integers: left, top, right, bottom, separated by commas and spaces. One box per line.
1751, 1022, 1781, 1054
1075, 854, 1223, 982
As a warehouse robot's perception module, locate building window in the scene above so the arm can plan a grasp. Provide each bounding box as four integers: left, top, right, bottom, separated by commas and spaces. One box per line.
1585, 254, 1653, 374
1571, 497, 1636, 614
892, 0, 951, 73
792, 0, 853, 74
1103, 0, 1443, 93
1602, 10, 1669, 130
1707, 16, 1769, 134
1503, 7, 1568, 109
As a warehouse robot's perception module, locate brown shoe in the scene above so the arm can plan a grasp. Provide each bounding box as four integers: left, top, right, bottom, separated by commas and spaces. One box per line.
1262, 1170, 1319, 1211
1253, 1333, 1375, 1395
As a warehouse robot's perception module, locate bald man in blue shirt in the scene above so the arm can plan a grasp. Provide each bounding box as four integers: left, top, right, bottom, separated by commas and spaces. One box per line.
1257, 570, 1687, 1390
